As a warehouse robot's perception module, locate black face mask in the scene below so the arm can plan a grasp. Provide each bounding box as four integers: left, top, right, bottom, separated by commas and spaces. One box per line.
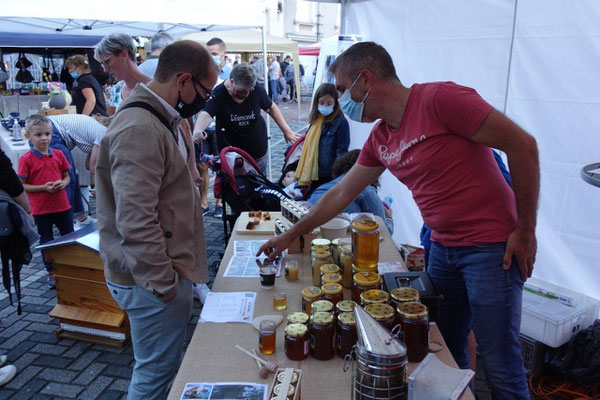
175, 80, 207, 118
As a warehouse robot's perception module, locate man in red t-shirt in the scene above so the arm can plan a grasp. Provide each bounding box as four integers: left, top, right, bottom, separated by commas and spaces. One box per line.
258, 42, 539, 399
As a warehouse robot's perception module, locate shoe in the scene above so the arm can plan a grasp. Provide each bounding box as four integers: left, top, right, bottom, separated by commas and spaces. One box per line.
214, 205, 223, 218
0, 365, 17, 386
78, 216, 96, 226
0, 355, 7, 367
192, 283, 211, 304
202, 207, 210, 216
47, 272, 56, 289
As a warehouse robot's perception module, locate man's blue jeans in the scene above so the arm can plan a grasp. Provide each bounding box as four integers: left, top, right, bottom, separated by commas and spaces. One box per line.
107, 278, 193, 400
428, 241, 529, 400
269, 79, 279, 103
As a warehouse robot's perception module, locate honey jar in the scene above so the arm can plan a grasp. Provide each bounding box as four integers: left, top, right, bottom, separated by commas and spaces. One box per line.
273, 383, 295, 398
301, 286, 322, 314
311, 250, 333, 286
321, 272, 343, 286
287, 312, 309, 325
320, 264, 340, 285
332, 238, 351, 265
259, 319, 277, 354
321, 282, 343, 305
337, 311, 357, 357
390, 287, 420, 308
397, 302, 430, 362
365, 303, 396, 332
351, 219, 380, 269
285, 323, 309, 361
352, 271, 382, 303
311, 238, 331, 257
311, 299, 334, 315
360, 289, 390, 307
336, 300, 357, 315
277, 371, 299, 385
339, 244, 354, 289
309, 312, 336, 360
352, 264, 377, 274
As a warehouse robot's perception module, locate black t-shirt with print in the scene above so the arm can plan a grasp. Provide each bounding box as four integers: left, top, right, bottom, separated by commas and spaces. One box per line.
72, 73, 108, 116
203, 82, 273, 160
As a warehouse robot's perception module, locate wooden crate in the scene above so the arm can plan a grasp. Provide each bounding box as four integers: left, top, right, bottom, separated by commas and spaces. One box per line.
268, 368, 302, 400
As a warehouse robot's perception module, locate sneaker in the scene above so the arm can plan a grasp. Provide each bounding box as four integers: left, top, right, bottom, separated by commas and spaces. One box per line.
0, 355, 7, 367
47, 272, 56, 289
202, 207, 210, 216
214, 205, 223, 218
0, 365, 16, 387
192, 283, 211, 304
78, 216, 96, 226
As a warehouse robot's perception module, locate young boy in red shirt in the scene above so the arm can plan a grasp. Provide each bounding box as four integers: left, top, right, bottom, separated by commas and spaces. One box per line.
18, 114, 74, 289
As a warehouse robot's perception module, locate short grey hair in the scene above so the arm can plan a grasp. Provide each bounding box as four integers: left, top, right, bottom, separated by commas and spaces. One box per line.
329, 41, 399, 81
150, 31, 174, 53
25, 114, 51, 133
95, 33, 137, 61
230, 63, 256, 88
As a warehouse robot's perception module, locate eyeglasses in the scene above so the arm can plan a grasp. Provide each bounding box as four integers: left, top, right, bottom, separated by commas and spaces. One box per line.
177, 73, 213, 101
100, 55, 114, 68
232, 81, 255, 96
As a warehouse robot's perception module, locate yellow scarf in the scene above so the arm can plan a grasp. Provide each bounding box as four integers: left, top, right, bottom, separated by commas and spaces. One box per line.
296, 115, 325, 186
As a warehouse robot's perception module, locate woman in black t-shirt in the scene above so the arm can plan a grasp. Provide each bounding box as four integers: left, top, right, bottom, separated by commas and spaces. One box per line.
66, 55, 108, 116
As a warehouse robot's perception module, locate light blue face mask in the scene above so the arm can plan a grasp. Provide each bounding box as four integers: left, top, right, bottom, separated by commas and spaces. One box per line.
70, 72, 80, 79
318, 105, 334, 116
212, 55, 221, 66
338, 74, 370, 122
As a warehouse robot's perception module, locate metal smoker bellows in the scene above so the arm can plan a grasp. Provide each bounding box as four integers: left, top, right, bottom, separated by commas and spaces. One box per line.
344, 306, 408, 399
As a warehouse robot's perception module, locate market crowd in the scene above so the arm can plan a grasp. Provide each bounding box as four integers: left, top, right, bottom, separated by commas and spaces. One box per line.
0, 30, 539, 400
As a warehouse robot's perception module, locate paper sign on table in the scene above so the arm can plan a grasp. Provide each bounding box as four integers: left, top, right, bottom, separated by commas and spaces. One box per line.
233, 240, 268, 257
198, 292, 256, 324
181, 382, 268, 400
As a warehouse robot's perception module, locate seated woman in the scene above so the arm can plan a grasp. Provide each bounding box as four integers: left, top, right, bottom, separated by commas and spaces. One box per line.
308, 150, 394, 234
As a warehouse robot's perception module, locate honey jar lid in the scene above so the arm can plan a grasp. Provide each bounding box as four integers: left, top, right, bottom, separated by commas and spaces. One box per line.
287, 312, 309, 325
340, 243, 352, 254
332, 238, 351, 246
311, 300, 334, 313
338, 311, 356, 326
277, 371, 299, 384
320, 264, 340, 274
352, 218, 379, 232
360, 289, 390, 304
312, 250, 331, 258
285, 323, 308, 338
390, 287, 420, 302
273, 383, 296, 396
321, 282, 343, 295
353, 271, 382, 286
397, 301, 429, 319
312, 238, 331, 247
321, 272, 342, 284
336, 300, 357, 313
311, 311, 334, 325
365, 303, 395, 320
301, 286, 322, 299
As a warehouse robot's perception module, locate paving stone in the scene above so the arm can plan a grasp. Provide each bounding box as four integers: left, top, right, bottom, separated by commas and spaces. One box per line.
30, 394, 54, 400
28, 333, 61, 345
40, 382, 84, 398
4, 338, 35, 359
4, 365, 42, 390
24, 322, 58, 334
108, 378, 130, 392
12, 352, 39, 371
101, 365, 132, 379
20, 288, 45, 297
0, 313, 23, 329
32, 355, 72, 369
43, 298, 56, 306
20, 296, 49, 306
96, 353, 131, 366
0, 321, 30, 338
62, 341, 92, 359
77, 375, 113, 400
67, 350, 100, 371
20, 304, 53, 314
72, 362, 107, 385
22, 312, 55, 324
8, 379, 47, 400
58, 338, 76, 346
97, 390, 124, 400
30, 343, 68, 356
38, 367, 78, 383
0, 389, 15, 400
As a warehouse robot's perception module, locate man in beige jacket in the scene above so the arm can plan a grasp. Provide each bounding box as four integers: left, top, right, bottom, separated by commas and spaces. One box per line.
96, 40, 217, 400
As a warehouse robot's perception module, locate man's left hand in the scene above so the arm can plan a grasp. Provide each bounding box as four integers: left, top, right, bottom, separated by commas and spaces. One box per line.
285, 131, 301, 143
503, 228, 537, 281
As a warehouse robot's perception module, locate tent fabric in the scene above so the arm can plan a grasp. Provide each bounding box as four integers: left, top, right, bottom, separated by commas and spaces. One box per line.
342, 0, 600, 300
182, 29, 298, 54
0, 32, 104, 49
299, 42, 321, 56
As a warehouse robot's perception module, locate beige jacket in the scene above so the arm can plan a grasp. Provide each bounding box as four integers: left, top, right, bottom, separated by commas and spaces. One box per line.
96, 85, 208, 302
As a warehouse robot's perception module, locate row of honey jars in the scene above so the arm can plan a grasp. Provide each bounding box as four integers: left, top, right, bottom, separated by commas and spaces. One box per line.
351, 219, 380, 269
352, 271, 382, 303
311, 250, 332, 286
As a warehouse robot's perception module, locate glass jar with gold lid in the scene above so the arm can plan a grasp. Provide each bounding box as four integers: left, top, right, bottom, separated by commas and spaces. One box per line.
397, 302, 429, 362
320, 264, 340, 286
360, 289, 390, 307
337, 311, 358, 357
321, 282, 343, 305
336, 300, 357, 315
390, 287, 420, 307
311, 238, 331, 258
352, 264, 378, 274
351, 219, 380, 269
365, 303, 396, 331
277, 371, 299, 385
284, 323, 309, 361
339, 244, 354, 289
332, 238, 351, 265
352, 271, 382, 303
311, 299, 334, 315
301, 286, 322, 314
321, 272, 343, 286
311, 250, 333, 286
309, 312, 336, 360
273, 383, 296, 398
287, 311, 309, 325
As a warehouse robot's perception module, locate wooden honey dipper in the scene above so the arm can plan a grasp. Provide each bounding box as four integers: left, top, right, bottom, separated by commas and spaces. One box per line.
252, 349, 269, 379
235, 345, 279, 373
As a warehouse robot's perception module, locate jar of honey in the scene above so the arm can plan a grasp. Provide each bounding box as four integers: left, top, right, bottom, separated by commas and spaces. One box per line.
277, 371, 299, 385
273, 383, 295, 399
285, 323, 309, 361
321, 272, 343, 286
309, 312, 336, 360
311, 238, 331, 256
337, 311, 357, 357
351, 219, 380, 269
311, 251, 333, 286
365, 303, 396, 332
336, 300, 357, 315
332, 238, 351, 265
311, 299, 334, 315
301, 286, 322, 314
339, 244, 354, 289
397, 302, 429, 362
390, 287, 420, 308
287, 311, 309, 325
320, 264, 340, 285
321, 282, 343, 305
352, 264, 378, 274
352, 271, 382, 303
259, 319, 276, 354
360, 289, 390, 307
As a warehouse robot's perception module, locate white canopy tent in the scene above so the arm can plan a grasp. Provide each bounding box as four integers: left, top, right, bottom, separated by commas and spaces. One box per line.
338, 0, 600, 300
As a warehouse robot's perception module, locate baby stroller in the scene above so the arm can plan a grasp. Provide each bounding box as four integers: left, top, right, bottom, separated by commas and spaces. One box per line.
214, 146, 290, 244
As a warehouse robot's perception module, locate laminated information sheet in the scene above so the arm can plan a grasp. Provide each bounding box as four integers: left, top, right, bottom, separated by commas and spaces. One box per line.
180, 382, 267, 400
198, 292, 256, 324
224, 241, 282, 278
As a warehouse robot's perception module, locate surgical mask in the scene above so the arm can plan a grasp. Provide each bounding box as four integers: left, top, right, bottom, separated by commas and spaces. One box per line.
175, 81, 207, 118
318, 105, 334, 116
339, 74, 370, 122
70, 72, 80, 79
212, 55, 221, 66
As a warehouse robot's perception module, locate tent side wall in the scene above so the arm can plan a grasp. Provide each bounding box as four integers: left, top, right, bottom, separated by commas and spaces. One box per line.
343, 0, 600, 299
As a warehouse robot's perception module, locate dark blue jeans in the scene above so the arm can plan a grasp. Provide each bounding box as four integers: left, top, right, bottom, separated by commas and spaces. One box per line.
428, 241, 529, 399
34, 210, 74, 271
50, 124, 84, 218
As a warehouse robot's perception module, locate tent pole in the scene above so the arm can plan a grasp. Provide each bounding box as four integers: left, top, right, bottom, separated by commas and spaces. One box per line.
503, 0, 519, 114
261, 25, 272, 181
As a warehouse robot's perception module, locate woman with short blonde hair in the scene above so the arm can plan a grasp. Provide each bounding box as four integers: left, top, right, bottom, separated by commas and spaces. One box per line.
66, 55, 107, 116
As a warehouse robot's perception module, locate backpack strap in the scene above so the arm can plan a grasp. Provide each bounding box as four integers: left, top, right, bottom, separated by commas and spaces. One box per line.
119, 101, 177, 142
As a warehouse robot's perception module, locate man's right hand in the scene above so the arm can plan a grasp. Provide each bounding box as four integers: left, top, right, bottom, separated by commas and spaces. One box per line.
256, 231, 297, 261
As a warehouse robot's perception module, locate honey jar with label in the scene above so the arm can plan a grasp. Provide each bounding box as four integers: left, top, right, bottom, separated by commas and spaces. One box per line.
339, 244, 354, 289
360, 289, 390, 307
336, 300, 357, 315
397, 302, 430, 362
311, 299, 334, 315
301, 286, 322, 314
352, 271, 382, 303
287, 312, 309, 325
309, 312, 336, 360
285, 323, 309, 361
337, 311, 358, 357
351, 219, 380, 269
365, 303, 396, 332
311, 250, 333, 286
321, 282, 343, 305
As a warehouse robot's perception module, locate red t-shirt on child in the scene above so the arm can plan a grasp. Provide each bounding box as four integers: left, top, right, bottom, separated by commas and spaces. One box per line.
357, 82, 517, 246
17, 148, 71, 216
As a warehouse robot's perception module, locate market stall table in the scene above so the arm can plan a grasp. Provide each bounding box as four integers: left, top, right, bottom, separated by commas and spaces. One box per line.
168, 215, 474, 399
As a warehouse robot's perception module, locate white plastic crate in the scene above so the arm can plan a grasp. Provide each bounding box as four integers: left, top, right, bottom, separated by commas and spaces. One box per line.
520, 277, 600, 348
